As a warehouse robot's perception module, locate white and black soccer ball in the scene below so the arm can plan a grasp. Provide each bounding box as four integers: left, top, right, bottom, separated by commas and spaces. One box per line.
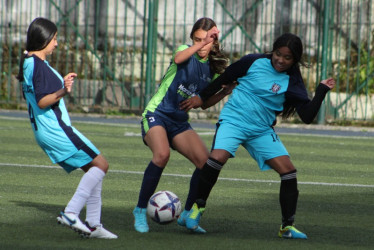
147, 190, 182, 224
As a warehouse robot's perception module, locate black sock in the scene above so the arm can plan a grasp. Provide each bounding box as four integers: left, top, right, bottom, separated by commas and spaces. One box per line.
185, 168, 200, 211
195, 157, 223, 208
279, 170, 299, 228
137, 161, 163, 208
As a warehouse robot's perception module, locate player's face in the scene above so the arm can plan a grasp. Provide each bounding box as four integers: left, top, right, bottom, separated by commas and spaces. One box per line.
192, 29, 214, 60
44, 33, 58, 56
271, 46, 295, 72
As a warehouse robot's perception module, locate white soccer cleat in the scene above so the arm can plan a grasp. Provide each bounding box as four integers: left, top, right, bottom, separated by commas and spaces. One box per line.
86, 223, 118, 239
57, 211, 91, 237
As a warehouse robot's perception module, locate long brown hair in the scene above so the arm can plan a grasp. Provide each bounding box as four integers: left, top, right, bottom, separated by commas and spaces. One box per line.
190, 17, 228, 74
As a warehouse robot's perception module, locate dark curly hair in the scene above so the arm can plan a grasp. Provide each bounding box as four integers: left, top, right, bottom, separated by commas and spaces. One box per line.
271, 33, 309, 119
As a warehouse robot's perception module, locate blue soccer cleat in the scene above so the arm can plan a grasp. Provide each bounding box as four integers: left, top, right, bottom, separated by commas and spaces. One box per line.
133, 207, 149, 233
177, 209, 189, 227
178, 209, 206, 234
278, 225, 308, 239
185, 203, 206, 233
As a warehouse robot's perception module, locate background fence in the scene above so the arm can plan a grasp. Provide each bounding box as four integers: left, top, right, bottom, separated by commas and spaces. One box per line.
1, 0, 373, 123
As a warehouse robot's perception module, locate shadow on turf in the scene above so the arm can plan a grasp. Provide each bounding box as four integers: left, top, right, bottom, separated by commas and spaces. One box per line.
12, 200, 278, 240
12, 200, 133, 233
12, 196, 374, 248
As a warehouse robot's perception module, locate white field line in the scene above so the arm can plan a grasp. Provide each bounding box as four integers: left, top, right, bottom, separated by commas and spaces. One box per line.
1, 162, 373, 188
2, 115, 374, 138
123, 131, 374, 139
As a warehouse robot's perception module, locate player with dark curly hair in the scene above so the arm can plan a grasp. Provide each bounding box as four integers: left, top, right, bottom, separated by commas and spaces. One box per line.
181, 33, 336, 239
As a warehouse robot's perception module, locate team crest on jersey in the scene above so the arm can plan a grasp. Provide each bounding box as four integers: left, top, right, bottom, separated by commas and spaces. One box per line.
188, 84, 197, 93
270, 83, 281, 94
200, 73, 211, 83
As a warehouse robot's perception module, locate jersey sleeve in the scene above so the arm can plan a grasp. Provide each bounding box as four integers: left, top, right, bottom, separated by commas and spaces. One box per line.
284, 67, 310, 107
32, 60, 62, 104
295, 83, 331, 124
199, 54, 266, 101
285, 66, 331, 123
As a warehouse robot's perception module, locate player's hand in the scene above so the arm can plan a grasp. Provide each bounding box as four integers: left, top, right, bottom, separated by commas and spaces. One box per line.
179, 95, 203, 112
221, 82, 237, 95
204, 26, 219, 44
64, 73, 77, 93
321, 78, 336, 89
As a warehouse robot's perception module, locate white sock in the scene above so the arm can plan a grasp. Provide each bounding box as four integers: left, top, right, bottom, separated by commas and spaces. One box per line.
85, 179, 103, 228
64, 167, 105, 216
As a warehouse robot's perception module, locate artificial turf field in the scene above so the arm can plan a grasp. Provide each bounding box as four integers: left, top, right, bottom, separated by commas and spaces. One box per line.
0, 115, 373, 250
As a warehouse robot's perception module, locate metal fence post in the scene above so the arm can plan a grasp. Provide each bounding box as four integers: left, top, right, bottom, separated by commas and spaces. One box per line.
144, 0, 158, 107
317, 0, 331, 124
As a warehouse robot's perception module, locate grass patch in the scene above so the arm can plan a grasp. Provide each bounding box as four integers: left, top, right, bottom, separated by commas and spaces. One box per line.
0, 116, 373, 249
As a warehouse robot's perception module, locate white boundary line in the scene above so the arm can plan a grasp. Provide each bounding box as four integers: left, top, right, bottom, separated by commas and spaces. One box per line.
2, 114, 374, 138
1, 162, 373, 188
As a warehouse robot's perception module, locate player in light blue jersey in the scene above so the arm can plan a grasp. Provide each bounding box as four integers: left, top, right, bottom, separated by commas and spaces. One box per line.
17, 17, 117, 239
132, 17, 232, 234
181, 33, 336, 239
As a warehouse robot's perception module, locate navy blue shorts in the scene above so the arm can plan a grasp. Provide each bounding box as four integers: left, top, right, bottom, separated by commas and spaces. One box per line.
141, 111, 192, 148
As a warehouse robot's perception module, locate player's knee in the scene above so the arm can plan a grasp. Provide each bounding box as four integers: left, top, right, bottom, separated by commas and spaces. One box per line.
194, 157, 209, 169
210, 150, 230, 165
95, 155, 109, 173
102, 161, 109, 173
153, 151, 170, 167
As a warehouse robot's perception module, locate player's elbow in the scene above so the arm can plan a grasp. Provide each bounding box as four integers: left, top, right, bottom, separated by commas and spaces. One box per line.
201, 104, 209, 110
174, 57, 186, 65
300, 115, 314, 124
302, 119, 313, 124
37, 102, 48, 109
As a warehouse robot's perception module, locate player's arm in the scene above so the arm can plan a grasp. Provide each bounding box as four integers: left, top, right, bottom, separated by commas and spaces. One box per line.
199, 54, 256, 102
37, 73, 77, 109
294, 78, 335, 124
201, 83, 237, 109
180, 55, 252, 112
179, 80, 237, 112
174, 27, 219, 64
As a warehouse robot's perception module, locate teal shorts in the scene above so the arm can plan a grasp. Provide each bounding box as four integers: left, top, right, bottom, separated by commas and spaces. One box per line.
212, 121, 289, 171
58, 144, 100, 173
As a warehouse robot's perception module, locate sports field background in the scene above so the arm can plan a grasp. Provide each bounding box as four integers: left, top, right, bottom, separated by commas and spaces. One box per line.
0, 111, 373, 249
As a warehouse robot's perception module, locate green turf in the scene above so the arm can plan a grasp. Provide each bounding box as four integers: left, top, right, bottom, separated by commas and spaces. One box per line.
0, 116, 373, 249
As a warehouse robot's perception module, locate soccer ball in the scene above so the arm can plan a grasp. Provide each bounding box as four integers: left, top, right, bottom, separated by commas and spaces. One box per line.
147, 190, 182, 224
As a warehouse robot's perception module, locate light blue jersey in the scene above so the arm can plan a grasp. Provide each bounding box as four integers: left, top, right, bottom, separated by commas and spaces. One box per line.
22, 55, 99, 164
199, 53, 330, 170
204, 55, 303, 170
219, 57, 289, 132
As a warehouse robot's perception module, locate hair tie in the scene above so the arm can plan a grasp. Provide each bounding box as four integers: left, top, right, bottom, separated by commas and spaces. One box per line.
23, 50, 28, 55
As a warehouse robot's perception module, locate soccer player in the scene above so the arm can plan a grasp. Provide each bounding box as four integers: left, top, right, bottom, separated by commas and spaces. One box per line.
17, 17, 117, 239
132, 17, 231, 233
180, 33, 336, 239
